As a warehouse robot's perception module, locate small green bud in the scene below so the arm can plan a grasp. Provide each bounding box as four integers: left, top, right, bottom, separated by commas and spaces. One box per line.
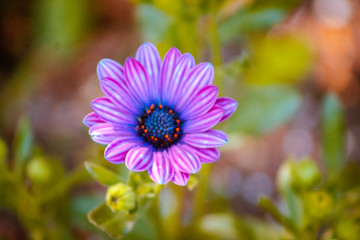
304, 191, 333, 219
26, 156, 52, 183
106, 183, 136, 212
292, 159, 321, 189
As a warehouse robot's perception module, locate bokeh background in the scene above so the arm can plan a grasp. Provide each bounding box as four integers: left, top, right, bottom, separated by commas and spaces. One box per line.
1, 0, 360, 239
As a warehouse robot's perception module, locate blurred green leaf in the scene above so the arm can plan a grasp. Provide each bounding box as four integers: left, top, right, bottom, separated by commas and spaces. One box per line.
0, 138, 8, 173
246, 36, 312, 85
88, 203, 135, 239
14, 116, 33, 170
187, 174, 199, 191
259, 197, 299, 235
106, 183, 136, 212
219, 8, 285, 42
34, 0, 90, 55
321, 93, 345, 177
85, 162, 123, 186
230, 85, 301, 135
136, 4, 172, 43
199, 213, 238, 239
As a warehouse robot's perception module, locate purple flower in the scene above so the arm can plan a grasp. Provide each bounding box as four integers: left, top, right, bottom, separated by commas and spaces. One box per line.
84, 42, 237, 186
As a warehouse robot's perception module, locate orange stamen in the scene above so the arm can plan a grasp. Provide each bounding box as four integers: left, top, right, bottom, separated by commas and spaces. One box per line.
168, 110, 173, 115
165, 134, 169, 139
144, 129, 148, 133
141, 125, 145, 129
176, 128, 180, 132
159, 104, 163, 109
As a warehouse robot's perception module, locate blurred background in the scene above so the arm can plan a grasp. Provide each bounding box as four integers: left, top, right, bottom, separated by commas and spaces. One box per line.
1, 0, 360, 239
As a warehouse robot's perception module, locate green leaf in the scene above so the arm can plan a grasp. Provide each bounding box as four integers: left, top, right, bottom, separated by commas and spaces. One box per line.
230, 85, 301, 135
258, 197, 299, 235
219, 8, 285, 42
13, 116, 33, 170
88, 203, 135, 239
0, 138, 8, 173
136, 4, 172, 43
84, 162, 123, 186
245, 36, 312, 85
321, 93, 345, 177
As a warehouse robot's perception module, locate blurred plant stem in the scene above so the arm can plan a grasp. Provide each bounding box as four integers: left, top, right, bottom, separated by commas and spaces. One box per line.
152, 191, 166, 240
39, 165, 91, 204
208, 0, 223, 95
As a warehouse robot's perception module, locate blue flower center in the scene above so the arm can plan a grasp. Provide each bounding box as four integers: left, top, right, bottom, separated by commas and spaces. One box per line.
137, 104, 182, 149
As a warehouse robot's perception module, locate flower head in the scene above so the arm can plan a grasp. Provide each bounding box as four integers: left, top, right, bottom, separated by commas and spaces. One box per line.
84, 42, 237, 185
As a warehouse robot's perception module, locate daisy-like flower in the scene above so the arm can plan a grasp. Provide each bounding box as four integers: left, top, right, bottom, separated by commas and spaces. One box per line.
83, 42, 237, 186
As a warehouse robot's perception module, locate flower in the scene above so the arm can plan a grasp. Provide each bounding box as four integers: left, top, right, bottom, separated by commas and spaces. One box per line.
83, 42, 237, 186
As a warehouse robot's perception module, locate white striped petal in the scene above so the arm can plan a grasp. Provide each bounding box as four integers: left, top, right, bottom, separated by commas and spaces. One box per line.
124, 57, 152, 107
172, 169, 190, 186
83, 112, 104, 128
182, 129, 228, 148
148, 151, 174, 184
181, 85, 218, 120
214, 97, 238, 123
183, 106, 223, 133
160, 47, 181, 104
169, 144, 201, 174
97, 59, 126, 85
91, 97, 137, 125
125, 144, 153, 172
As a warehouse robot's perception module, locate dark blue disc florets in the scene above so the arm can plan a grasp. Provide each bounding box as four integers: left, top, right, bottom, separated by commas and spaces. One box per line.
137, 104, 182, 149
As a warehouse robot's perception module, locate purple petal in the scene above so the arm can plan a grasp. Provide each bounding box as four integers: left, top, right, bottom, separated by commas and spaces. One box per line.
89, 123, 134, 145
124, 57, 152, 107
181, 85, 218, 120
100, 77, 141, 115
135, 42, 161, 101
97, 59, 126, 85
182, 129, 228, 148
167, 53, 195, 108
175, 63, 214, 112
172, 169, 190, 186
214, 97, 238, 123
83, 112, 104, 128
91, 97, 137, 125
183, 106, 223, 133
160, 47, 182, 104
148, 151, 174, 184
104, 138, 142, 164
169, 144, 201, 174
125, 144, 154, 172
189, 146, 220, 163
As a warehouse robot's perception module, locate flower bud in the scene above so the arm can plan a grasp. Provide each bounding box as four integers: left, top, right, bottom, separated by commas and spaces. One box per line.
106, 183, 136, 212
26, 156, 52, 183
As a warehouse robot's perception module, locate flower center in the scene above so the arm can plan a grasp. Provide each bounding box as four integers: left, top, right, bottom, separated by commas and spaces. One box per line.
137, 104, 182, 149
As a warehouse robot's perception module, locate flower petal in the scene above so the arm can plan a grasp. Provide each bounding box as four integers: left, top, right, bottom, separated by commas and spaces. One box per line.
125, 144, 154, 172
124, 57, 152, 107
135, 42, 161, 101
183, 106, 223, 133
181, 85, 218, 120
167, 53, 195, 108
189, 146, 220, 163
97, 59, 126, 85
83, 112, 104, 128
169, 143, 201, 174
175, 63, 214, 112
160, 47, 181, 104
172, 169, 190, 186
89, 123, 134, 145
182, 129, 228, 148
214, 97, 238, 123
105, 138, 142, 164
101, 77, 141, 115
91, 97, 137, 125
148, 151, 174, 184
